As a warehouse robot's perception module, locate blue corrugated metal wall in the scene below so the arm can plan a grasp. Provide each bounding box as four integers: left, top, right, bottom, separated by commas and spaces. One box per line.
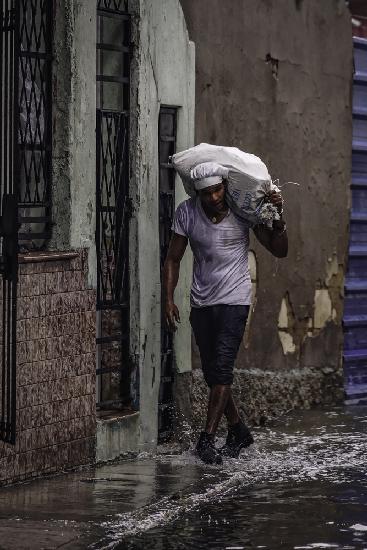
344, 37, 367, 404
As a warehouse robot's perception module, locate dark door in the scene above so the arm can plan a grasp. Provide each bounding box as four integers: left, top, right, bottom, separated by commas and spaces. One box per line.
158, 107, 177, 442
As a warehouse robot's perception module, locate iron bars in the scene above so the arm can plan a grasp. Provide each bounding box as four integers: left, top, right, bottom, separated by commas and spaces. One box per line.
0, 0, 20, 444
96, 3, 132, 411
17, 0, 53, 250
97, 0, 128, 13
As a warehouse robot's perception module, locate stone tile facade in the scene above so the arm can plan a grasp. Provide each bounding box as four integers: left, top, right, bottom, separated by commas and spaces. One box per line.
0, 250, 96, 486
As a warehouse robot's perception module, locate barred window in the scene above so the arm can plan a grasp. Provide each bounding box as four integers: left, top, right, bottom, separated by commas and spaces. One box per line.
18, 0, 53, 251
96, 0, 132, 412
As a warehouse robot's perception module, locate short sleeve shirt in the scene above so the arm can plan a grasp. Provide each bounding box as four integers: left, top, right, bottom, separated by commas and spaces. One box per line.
172, 197, 252, 307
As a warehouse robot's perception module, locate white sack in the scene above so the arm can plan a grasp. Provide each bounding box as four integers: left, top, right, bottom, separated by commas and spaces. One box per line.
171, 143, 280, 226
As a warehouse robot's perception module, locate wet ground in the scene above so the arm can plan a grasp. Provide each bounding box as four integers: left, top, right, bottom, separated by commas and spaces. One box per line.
0, 406, 366, 549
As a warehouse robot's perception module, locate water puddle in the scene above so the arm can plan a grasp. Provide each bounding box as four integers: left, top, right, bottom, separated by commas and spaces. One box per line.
95, 406, 367, 550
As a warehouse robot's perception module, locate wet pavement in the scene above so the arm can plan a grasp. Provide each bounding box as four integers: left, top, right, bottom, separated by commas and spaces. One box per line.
0, 406, 367, 549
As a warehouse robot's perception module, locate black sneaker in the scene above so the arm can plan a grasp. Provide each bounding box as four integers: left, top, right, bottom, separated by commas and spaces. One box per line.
196, 432, 223, 465
220, 420, 254, 458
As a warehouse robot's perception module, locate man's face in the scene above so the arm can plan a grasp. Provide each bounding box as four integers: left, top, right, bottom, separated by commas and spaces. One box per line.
198, 182, 226, 213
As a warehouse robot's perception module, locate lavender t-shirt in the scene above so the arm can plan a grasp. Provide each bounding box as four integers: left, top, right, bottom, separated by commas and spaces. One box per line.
172, 197, 252, 307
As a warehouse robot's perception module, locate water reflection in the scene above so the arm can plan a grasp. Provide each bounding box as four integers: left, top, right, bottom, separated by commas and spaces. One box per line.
101, 407, 367, 550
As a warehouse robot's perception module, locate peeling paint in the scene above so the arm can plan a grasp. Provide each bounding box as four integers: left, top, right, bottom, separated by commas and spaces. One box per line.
314, 289, 333, 329
324, 258, 345, 325
277, 292, 297, 355
278, 298, 288, 329
265, 53, 279, 80
276, 250, 345, 358
325, 253, 340, 285
277, 282, 337, 355
278, 331, 296, 355
278, 292, 296, 330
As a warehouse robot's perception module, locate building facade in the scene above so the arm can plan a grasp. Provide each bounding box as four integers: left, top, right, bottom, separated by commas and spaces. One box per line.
0, 0, 194, 486
0, 0, 357, 487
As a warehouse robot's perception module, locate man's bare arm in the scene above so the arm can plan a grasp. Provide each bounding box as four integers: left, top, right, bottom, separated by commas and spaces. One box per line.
253, 220, 288, 258
163, 233, 188, 331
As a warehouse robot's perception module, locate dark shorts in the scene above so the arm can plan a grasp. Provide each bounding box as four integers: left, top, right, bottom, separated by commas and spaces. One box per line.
190, 304, 250, 387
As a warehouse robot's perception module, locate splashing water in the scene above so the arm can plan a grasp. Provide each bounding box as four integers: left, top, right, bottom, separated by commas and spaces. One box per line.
94, 407, 367, 550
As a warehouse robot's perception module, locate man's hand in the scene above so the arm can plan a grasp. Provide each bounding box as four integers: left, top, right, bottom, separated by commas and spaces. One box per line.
163, 233, 187, 332
165, 300, 181, 332
253, 188, 288, 258
268, 190, 283, 214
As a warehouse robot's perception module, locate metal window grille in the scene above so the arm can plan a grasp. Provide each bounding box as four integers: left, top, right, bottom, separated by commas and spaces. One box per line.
96, 1, 132, 412
0, 0, 52, 444
18, 0, 53, 250
158, 107, 177, 443
0, 0, 20, 444
97, 0, 128, 11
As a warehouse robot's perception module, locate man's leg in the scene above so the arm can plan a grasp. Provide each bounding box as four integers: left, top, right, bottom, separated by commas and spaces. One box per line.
215, 305, 249, 426
189, 306, 216, 387
205, 384, 231, 434
190, 305, 252, 463
213, 305, 254, 457
198, 304, 248, 437
223, 390, 240, 426
190, 307, 223, 464
221, 388, 253, 457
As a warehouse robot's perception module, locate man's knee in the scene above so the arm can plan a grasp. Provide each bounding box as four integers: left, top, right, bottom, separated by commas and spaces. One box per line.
205, 368, 234, 387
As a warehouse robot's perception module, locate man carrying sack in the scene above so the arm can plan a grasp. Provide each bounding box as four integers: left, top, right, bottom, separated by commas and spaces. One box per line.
163, 160, 288, 465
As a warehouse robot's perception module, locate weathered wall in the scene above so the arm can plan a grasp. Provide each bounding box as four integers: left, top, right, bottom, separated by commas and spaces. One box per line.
51, 0, 97, 288
180, 0, 353, 422
0, 252, 96, 486
128, 0, 195, 449
0, 2, 100, 485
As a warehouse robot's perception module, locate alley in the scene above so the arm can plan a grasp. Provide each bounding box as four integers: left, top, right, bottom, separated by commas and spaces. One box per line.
0, 1, 366, 548
0, 406, 366, 550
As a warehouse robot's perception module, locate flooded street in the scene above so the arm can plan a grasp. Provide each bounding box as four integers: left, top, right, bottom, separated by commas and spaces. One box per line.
1, 406, 367, 549
100, 407, 367, 550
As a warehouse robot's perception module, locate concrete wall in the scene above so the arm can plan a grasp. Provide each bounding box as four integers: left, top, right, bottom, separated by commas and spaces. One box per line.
128, 0, 195, 450
49, 0, 194, 459
180, 0, 353, 424
52, 0, 97, 289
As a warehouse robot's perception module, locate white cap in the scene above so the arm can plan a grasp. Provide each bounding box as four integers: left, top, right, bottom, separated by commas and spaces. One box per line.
191, 162, 229, 191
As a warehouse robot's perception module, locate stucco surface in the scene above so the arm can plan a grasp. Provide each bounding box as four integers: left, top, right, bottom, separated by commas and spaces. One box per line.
51, 0, 194, 453
52, 0, 97, 288
128, 0, 195, 450
180, 0, 352, 395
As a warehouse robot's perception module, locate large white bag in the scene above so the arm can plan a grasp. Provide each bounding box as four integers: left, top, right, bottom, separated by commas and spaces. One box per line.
171, 143, 280, 226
